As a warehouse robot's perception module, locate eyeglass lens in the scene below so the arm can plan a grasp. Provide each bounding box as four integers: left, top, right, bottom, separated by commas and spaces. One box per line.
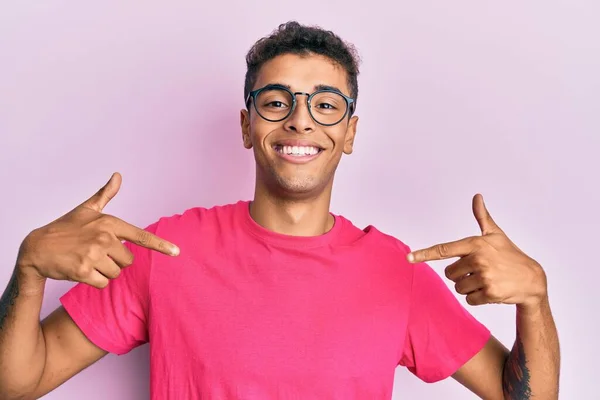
255, 88, 348, 125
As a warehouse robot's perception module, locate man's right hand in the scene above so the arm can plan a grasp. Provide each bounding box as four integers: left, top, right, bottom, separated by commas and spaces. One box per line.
16, 172, 180, 289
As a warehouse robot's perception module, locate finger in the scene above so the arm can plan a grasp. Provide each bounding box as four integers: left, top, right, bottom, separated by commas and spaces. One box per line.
94, 256, 122, 280
472, 193, 502, 235
465, 289, 488, 306
444, 258, 476, 282
79, 269, 110, 289
112, 218, 180, 256
108, 241, 135, 268
454, 274, 484, 295
81, 172, 122, 213
407, 237, 477, 263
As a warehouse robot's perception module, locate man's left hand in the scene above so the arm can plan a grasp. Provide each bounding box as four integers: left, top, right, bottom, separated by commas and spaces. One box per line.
407, 194, 548, 309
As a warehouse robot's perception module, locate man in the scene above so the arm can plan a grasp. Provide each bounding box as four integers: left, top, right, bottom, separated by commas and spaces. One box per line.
0, 21, 559, 399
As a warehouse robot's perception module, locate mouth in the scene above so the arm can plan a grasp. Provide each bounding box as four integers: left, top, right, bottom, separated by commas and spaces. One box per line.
273, 144, 323, 157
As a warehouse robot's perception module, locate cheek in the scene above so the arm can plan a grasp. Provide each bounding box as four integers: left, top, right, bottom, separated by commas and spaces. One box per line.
250, 121, 282, 149
248, 120, 268, 143
326, 128, 349, 150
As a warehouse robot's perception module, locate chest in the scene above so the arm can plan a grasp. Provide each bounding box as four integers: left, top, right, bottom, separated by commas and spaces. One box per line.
148, 251, 410, 381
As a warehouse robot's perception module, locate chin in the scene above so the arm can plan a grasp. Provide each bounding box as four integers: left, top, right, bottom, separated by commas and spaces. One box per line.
268, 172, 329, 198
255, 160, 334, 198
275, 175, 317, 192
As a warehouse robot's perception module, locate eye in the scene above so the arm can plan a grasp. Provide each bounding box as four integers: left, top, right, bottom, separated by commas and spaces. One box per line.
316, 102, 336, 110
312, 92, 344, 112
265, 101, 288, 109
257, 88, 293, 111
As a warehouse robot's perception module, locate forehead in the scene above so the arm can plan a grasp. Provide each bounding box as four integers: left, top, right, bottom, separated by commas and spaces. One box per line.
253, 53, 350, 96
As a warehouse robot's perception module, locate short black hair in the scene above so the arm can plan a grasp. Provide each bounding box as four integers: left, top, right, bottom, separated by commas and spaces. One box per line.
244, 21, 361, 112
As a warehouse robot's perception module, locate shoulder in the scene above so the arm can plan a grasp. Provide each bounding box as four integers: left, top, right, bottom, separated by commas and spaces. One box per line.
335, 214, 413, 261
152, 201, 243, 230
335, 215, 448, 286
146, 201, 245, 251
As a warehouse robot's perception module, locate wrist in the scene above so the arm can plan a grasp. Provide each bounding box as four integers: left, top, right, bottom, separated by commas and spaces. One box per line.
518, 262, 548, 310
517, 294, 549, 316
14, 265, 47, 296
16, 231, 41, 271
16, 235, 47, 295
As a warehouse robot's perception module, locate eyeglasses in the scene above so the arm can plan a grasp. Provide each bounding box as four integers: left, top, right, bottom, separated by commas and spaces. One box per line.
245, 84, 356, 127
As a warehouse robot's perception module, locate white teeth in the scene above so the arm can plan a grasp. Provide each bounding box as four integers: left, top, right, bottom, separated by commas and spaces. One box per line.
276, 145, 320, 156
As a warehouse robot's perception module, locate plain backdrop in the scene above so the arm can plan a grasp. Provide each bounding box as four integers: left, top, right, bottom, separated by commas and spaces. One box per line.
1, 1, 598, 399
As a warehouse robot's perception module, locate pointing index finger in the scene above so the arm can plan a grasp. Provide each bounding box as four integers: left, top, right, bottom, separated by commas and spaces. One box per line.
113, 218, 180, 256
407, 237, 476, 263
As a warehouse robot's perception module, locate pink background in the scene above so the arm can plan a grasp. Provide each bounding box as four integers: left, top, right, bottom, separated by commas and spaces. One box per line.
1, 1, 598, 399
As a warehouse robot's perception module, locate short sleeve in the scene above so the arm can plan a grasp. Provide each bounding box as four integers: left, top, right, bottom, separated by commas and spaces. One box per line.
399, 261, 491, 383
60, 221, 158, 356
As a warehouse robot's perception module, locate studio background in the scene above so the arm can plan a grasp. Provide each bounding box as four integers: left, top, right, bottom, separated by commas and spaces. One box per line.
1, 1, 598, 399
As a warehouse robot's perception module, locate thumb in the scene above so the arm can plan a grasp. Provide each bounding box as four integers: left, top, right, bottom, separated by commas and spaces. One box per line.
472, 193, 501, 235
81, 172, 122, 212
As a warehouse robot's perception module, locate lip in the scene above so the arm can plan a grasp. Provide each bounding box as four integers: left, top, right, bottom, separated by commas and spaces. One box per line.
273, 149, 323, 164
271, 141, 324, 164
273, 139, 324, 149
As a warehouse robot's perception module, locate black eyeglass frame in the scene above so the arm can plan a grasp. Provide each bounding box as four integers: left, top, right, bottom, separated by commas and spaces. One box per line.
245, 84, 356, 127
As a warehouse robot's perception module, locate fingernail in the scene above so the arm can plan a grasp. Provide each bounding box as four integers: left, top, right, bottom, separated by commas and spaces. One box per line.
407, 253, 415, 263
171, 246, 180, 256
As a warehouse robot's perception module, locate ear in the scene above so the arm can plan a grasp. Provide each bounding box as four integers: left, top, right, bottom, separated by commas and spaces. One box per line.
343, 115, 359, 155
240, 109, 253, 149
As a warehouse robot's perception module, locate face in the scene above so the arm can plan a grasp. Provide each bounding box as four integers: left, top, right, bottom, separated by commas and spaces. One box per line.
240, 53, 358, 197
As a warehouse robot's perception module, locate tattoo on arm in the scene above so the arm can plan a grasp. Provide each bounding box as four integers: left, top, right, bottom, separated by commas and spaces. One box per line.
503, 334, 532, 399
0, 269, 20, 330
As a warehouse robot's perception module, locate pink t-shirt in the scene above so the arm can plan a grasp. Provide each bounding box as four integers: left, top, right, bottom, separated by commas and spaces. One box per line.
60, 201, 490, 399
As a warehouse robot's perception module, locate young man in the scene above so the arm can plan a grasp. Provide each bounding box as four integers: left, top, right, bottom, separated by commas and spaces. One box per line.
0, 21, 559, 399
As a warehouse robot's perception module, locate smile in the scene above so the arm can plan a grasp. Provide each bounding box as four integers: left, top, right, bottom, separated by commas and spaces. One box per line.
274, 145, 322, 157
272, 143, 324, 164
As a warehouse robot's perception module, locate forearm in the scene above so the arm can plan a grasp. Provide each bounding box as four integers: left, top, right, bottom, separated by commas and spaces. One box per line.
502, 296, 560, 399
0, 265, 47, 399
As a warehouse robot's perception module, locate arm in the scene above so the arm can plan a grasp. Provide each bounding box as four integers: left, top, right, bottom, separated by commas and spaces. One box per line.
452, 335, 508, 400
502, 298, 560, 399
0, 265, 106, 400
408, 194, 560, 399
0, 173, 179, 399
453, 297, 560, 400
34, 305, 108, 398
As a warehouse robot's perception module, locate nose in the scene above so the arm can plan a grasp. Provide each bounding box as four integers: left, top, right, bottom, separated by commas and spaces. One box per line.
283, 93, 316, 134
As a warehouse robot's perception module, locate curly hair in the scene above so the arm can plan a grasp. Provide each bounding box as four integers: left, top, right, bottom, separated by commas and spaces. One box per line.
244, 21, 361, 113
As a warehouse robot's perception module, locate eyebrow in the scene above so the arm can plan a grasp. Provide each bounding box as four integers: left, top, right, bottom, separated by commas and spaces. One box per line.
267, 82, 347, 96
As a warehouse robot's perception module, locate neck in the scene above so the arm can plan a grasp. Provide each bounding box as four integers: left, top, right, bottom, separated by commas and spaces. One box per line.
250, 182, 334, 237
